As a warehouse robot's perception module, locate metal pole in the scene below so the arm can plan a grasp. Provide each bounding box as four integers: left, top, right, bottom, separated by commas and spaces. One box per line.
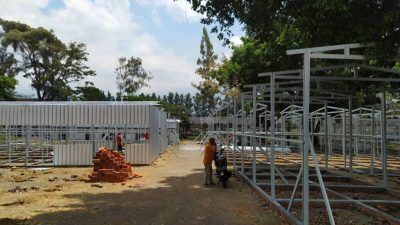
342, 111, 347, 168
281, 115, 285, 158
25, 125, 30, 166
241, 93, 245, 175
324, 103, 329, 171
349, 97, 353, 177
302, 50, 310, 225
381, 91, 387, 187
370, 106, 375, 175
233, 97, 237, 171
271, 73, 276, 200
252, 86, 257, 184
41, 127, 44, 163
309, 137, 336, 225
6, 125, 11, 164
355, 116, 359, 158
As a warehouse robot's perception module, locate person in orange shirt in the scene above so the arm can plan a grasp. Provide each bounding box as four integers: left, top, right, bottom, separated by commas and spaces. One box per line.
203, 138, 216, 186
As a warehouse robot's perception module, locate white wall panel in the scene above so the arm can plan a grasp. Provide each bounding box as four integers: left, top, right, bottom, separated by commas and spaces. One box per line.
53, 144, 93, 166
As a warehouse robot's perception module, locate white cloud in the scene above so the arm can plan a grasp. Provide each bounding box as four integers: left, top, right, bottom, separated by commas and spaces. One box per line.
0, 0, 201, 96
135, 0, 202, 23
151, 9, 161, 26
230, 36, 243, 47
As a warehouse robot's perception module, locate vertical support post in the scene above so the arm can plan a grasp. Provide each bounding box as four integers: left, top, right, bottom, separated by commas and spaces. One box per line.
265, 108, 267, 134
252, 86, 257, 184
370, 106, 375, 175
270, 73, 276, 200
41, 126, 44, 163
91, 125, 95, 156
328, 115, 332, 156
302, 50, 310, 225
355, 116, 359, 157
324, 103, 329, 171
342, 111, 347, 168
381, 91, 387, 187
349, 97, 353, 177
25, 125, 30, 166
281, 115, 285, 158
233, 97, 237, 171
6, 125, 11, 164
241, 93, 245, 175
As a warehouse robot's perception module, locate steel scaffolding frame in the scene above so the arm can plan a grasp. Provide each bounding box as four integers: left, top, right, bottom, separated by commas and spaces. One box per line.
192, 43, 400, 224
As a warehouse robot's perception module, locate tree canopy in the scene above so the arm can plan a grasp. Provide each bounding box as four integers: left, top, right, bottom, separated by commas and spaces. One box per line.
188, 1, 400, 64
74, 82, 107, 101
115, 56, 152, 98
187, 0, 400, 108
0, 19, 95, 101
193, 27, 220, 116
0, 47, 18, 100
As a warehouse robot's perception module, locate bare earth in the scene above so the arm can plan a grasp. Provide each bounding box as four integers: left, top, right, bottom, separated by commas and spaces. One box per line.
0, 141, 284, 225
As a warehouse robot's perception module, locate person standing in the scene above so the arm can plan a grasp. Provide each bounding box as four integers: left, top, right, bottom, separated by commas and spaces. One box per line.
203, 138, 216, 186
115, 132, 124, 153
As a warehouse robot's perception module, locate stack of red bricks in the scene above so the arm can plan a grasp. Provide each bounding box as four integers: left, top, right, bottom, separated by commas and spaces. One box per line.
89, 147, 133, 182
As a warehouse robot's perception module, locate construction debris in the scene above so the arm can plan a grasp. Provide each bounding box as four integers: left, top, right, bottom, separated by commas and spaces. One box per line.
8, 186, 40, 193
91, 183, 104, 188
48, 176, 59, 182
89, 147, 133, 183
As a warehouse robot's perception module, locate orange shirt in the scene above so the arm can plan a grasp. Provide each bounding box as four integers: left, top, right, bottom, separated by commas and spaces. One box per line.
203, 144, 216, 165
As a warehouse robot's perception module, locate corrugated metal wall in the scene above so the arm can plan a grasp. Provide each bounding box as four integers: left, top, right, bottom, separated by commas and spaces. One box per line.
0, 102, 168, 166
125, 143, 150, 164
0, 102, 152, 126
148, 106, 168, 164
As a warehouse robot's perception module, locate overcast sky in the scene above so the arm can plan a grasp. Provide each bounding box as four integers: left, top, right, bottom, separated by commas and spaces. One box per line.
0, 0, 244, 97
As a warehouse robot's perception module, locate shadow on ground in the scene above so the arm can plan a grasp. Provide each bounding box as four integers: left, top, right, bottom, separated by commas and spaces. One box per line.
0, 169, 282, 225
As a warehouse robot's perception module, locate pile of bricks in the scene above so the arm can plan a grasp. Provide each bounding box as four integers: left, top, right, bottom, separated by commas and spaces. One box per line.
89, 147, 133, 183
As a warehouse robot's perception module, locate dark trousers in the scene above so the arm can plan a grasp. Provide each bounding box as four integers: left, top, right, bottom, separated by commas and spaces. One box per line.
117, 144, 123, 152
204, 164, 214, 184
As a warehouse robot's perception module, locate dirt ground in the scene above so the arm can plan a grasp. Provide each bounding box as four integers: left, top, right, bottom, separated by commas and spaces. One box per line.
0, 141, 285, 225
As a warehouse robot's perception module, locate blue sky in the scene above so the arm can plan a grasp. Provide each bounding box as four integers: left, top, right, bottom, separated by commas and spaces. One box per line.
0, 0, 244, 97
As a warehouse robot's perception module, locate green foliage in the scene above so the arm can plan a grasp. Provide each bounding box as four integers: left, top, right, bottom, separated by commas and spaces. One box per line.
0, 76, 17, 100
193, 27, 220, 116
0, 47, 18, 100
0, 19, 95, 101
189, 1, 400, 63
189, 1, 400, 108
115, 56, 152, 97
74, 82, 107, 101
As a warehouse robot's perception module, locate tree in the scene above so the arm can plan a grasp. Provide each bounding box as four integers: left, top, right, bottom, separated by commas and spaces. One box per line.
167, 92, 174, 104
0, 47, 18, 100
184, 93, 193, 115
188, 1, 400, 60
0, 19, 95, 101
106, 91, 113, 101
74, 81, 107, 101
193, 27, 220, 116
193, 93, 204, 117
174, 92, 181, 105
188, 1, 400, 107
115, 56, 152, 98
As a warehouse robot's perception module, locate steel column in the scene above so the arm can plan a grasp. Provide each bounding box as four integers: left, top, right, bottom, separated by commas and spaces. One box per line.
302, 50, 310, 225
270, 73, 276, 200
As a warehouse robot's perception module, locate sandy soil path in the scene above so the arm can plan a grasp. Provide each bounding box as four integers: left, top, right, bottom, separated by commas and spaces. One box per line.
0, 141, 284, 225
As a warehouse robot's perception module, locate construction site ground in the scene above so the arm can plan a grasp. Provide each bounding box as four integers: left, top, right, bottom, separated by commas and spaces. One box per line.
0, 140, 284, 225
